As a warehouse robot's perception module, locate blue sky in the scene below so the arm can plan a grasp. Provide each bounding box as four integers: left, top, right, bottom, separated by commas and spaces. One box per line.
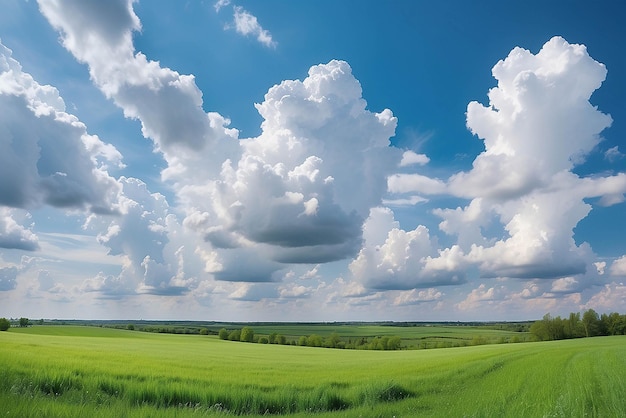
1, 0, 625, 321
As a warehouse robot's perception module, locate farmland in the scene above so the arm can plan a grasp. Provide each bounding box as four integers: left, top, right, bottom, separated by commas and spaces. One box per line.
1, 325, 625, 417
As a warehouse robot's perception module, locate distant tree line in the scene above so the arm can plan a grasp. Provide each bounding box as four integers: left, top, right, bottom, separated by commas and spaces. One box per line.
0, 317, 32, 331
217, 327, 403, 350
529, 309, 626, 341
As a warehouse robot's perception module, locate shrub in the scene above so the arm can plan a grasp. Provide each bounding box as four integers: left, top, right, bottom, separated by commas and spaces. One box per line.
0, 317, 9, 331
228, 329, 241, 341
199, 328, 209, 335
127, 324, 135, 331
258, 337, 269, 344
218, 328, 229, 340
240, 327, 254, 343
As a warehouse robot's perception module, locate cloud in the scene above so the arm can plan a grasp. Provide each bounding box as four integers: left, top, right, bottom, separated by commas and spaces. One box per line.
382, 195, 428, 207
610, 255, 626, 277
350, 207, 466, 290
188, 59, 401, 269
583, 282, 626, 311
92, 177, 193, 296
550, 276, 579, 294
393, 288, 442, 305
38, 0, 240, 178
0, 266, 18, 291
40, 1, 403, 282
604, 146, 624, 162
387, 173, 446, 195
279, 283, 314, 299
452, 36, 612, 200
214, 1, 276, 48
213, 0, 230, 13
232, 6, 276, 48
0, 40, 122, 213
0, 208, 39, 251
456, 283, 507, 311
229, 282, 278, 301
399, 150, 430, 167
352, 37, 624, 296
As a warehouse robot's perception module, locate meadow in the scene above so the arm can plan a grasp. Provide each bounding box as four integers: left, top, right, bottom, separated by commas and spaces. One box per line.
1, 325, 625, 417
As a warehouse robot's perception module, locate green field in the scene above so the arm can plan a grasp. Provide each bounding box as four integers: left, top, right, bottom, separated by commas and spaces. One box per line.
1, 326, 625, 417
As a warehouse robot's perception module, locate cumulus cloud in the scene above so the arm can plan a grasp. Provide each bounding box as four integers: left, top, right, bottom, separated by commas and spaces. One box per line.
610, 255, 626, 277
40, 1, 403, 283
399, 150, 429, 167
0, 208, 39, 251
371, 36, 625, 292
0, 266, 18, 291
36, 0, 624, 318
583, 282, 626, 311
350, 207, 466, 290
456, 284, 507, 311
453, 36, 624, 280
187, 59, 401, 270
38, 0, 240, 180
453, 36, 612, 199
93, 177, 192, 296
0, 40, 121, 213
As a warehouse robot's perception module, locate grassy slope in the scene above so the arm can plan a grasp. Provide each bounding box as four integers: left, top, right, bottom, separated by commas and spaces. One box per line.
1, 326, 625, 417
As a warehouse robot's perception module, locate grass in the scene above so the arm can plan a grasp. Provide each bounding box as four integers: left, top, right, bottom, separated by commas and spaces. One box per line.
1, 326, 625, 417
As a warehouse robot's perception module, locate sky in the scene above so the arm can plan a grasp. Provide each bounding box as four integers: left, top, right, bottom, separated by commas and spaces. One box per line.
1, 0, 625, 322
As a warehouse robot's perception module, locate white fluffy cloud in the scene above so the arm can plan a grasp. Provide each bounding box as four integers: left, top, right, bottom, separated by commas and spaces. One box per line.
362, 37, 625, 293
350, 207, 466, 290
197, 60, 400, 267
232, 6, 276, 48
29, 0, 626, 318
0, 208, 39, 251
91, 177, 194, 296
40, 1, 402, 284
0, 41, 121, 213
38, 0, 240, 182
610, 255, 626, 277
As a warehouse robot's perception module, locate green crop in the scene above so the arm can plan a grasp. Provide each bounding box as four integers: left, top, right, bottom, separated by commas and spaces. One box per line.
1, 326, 624, 417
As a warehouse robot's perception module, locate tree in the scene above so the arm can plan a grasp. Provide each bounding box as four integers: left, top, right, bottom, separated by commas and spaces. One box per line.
268, 332, 278, 344
127, 324, 135, 331
199, 328, 209, 335
582, 309, 600, 337
228, 329, 241, 341
0, 317, 9, 331
605, 312, 626, 335
297, 336, 308, 346
258, 336, 269, 344
325, 332, 341, 348
218, 328, 229, 340
307, 334, 323, 347
530, 315, 550, 341
240, 326, 254, 343
19, 317, 29, 327
387, 336, 402, 350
